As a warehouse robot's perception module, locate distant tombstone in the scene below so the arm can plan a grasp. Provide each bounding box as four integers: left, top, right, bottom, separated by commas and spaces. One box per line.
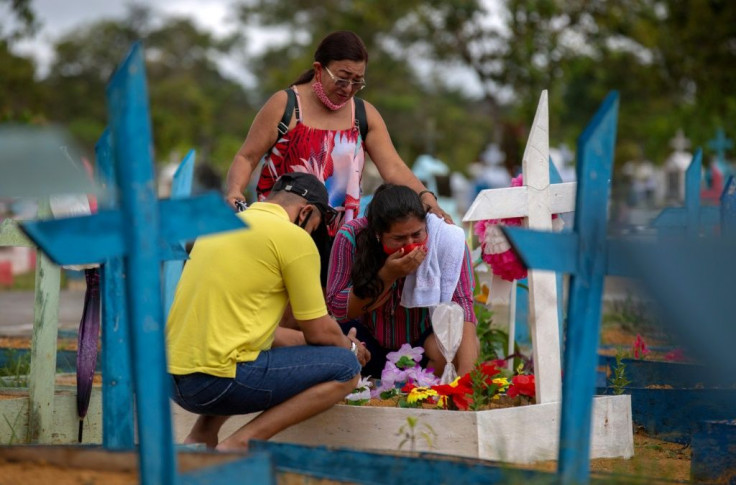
653, 149, 720, 237
665, 130, 692, 201
664, 129, 692, 202
412, 153, 449, 194
708, 128, 733, 166
476, 142, 511, 189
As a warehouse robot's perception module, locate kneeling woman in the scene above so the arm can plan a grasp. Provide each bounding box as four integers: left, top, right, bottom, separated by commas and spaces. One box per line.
326, 184, 479, 378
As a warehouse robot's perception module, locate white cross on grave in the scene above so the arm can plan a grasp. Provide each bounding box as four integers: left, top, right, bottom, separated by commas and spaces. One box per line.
670, 129, 691, 153
463, 90, 577, 404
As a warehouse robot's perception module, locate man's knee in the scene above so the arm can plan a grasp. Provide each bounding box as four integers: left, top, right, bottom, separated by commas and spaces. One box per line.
332, 347, 362, 383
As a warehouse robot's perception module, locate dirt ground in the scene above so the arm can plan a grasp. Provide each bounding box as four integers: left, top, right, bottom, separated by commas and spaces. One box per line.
0, 431, 691, 484
520, 430, 692, 482
0, 313, 697, 484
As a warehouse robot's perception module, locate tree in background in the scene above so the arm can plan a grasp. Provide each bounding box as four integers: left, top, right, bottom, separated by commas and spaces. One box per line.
1, 0, 45, 121
2, 1, 734, 179
43, 5, 255, 173
235, 0, 494, 172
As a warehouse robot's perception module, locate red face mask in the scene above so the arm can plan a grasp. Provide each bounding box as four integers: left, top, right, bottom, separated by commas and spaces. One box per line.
382, 241, 427, 255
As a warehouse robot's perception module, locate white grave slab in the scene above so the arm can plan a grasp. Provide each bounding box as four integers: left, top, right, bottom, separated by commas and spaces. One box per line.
173, 395, 634, 464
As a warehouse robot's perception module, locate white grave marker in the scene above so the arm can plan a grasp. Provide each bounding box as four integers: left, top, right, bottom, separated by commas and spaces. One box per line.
463, 91, 577, 404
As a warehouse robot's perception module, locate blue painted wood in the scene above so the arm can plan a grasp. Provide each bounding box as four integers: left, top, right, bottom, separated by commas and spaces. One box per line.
503, 92, 620, 484
685, 148, 702, 234
21, 193, 230, 265
691, 419, 736, 484
163, 149, 195, 320
558, 91, 619, 484
250, 441, 557, 485
599, 356, 724, 388
96, 130, 135, 450
721, 176, 736, 237
599, 387, 736, 444
502, 229, 578, 273
20, 42, 245, 485
617, 237, 736, 388
106, 41, 176, 485
179, 452, 275, 485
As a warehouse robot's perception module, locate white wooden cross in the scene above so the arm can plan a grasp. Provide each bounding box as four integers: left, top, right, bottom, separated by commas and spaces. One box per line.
463, 91, 577, 404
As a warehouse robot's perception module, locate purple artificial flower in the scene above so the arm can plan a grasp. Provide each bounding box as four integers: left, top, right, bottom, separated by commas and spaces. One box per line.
380, 361, 406, 387
405, 365, 440, 387
386, 343, 424, 365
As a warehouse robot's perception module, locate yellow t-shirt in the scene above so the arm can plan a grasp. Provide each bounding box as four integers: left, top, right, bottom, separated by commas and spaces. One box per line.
166, 202, 327, 378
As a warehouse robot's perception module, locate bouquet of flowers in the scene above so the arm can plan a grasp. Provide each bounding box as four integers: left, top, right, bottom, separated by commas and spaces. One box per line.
345, 344, 536, 410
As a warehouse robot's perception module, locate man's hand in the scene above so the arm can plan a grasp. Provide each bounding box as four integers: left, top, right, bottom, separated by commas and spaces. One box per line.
346, 327, 371, 367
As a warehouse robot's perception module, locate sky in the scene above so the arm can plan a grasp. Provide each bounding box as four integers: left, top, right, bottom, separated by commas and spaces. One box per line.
7, 0, 284, 83
5, 0, 485, 95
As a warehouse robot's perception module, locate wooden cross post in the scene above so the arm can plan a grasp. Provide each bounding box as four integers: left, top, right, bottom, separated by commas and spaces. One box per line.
0, 204, 60, 443
96, 129, 135, 450
464, 90, 576, 404
502, 92, 620, 484
653, 149, 719, 237
21, 43, 245, 485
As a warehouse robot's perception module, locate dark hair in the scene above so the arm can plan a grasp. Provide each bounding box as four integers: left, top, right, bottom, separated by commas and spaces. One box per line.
292, 31, 369, 85
352, 184, 426, 302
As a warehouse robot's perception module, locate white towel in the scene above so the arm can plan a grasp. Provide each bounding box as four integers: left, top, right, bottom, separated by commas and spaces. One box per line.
401, 213, 466, 308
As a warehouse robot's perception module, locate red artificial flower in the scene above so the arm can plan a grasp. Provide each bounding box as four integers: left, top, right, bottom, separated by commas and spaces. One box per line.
480, 362, 501, 380
507, 374, 536, 399
401, 382, 416, 393
431, 374, 473, 411
632, 334, 650, 359
664, 348, 686, 362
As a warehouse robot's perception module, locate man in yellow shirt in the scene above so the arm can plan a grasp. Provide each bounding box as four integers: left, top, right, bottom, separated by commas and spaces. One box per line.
167, 172, 369, 451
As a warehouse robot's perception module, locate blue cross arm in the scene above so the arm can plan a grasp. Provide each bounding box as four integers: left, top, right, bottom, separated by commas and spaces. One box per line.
158, 192, 246, 244
21, 192, 245, 266
501, 226, 578, 273
652, 206, 720, 229
502, 226, 652, 278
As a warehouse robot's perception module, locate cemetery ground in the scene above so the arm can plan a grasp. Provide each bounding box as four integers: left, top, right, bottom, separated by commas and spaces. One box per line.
0, 281, 697, 483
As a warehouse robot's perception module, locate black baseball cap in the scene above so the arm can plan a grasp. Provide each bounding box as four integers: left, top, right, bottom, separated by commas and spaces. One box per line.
272, 172, 338, 225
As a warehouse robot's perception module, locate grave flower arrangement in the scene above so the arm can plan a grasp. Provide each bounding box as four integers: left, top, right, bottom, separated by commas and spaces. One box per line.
345, 343, 536, 411
473, 174, 564, 282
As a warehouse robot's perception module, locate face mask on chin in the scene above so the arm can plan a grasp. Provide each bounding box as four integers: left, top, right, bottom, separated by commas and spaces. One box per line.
312, 80, 349, 111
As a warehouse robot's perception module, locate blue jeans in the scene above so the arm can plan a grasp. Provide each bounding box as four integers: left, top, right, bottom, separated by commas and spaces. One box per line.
171, 345, 360, 416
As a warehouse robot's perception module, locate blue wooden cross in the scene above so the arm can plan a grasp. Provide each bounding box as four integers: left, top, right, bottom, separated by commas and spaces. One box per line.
501, 91, 620, 484
652, 148, 720, 237
708, 128, 733, 166
96, 129, 135, 450
20, 43, 249, 485
721, 176, 736, 237
163, 149, 196, 319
